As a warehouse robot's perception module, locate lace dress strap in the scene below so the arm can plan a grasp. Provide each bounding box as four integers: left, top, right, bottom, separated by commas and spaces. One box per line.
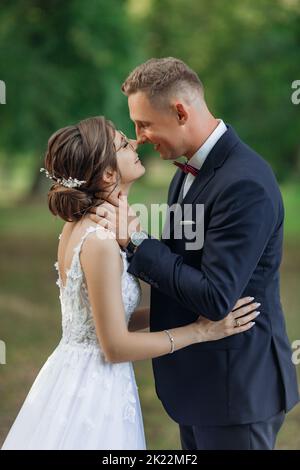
55, 225, 122, 291
73, 225, 124, 267
75, 226, 127, 276
74, 225, 103, 255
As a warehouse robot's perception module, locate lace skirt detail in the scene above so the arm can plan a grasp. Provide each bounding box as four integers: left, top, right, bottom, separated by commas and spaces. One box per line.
2, 342, 146, 450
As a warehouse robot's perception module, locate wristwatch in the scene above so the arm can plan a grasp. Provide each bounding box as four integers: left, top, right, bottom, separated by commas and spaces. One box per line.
125, 230, 149, 255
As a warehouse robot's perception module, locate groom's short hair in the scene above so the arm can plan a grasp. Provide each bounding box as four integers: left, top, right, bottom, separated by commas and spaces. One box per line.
122, 57, 204, 106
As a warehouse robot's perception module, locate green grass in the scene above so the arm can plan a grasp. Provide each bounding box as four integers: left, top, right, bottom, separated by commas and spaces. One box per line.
0, 180, 299, 449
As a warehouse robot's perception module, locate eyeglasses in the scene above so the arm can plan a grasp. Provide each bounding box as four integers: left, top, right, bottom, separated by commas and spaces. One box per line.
115, 130, 136, 152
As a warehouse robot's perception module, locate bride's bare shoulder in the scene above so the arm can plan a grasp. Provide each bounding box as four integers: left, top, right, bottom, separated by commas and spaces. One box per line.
80, 230, 122, 279
80, 225, 120, 263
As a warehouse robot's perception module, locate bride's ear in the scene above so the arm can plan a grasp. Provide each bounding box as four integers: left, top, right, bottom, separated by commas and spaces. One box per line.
102, 167, 117, 184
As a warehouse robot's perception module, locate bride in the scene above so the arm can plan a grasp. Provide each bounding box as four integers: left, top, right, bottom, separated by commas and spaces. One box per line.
2, 116, 258, 450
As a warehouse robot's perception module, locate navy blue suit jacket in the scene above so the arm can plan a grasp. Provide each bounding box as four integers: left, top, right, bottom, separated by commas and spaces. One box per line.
128, 125, 299, 426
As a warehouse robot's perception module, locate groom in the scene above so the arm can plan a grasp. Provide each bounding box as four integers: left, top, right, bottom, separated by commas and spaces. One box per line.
92, 58, 299, 450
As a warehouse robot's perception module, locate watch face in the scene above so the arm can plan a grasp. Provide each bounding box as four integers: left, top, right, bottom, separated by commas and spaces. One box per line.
131, 231, 148, 246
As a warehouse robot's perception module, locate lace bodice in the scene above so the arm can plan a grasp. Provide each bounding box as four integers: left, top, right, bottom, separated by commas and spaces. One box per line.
54, 225, 141, 352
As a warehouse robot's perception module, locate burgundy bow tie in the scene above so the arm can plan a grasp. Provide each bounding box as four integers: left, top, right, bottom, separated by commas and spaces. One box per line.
173, 161, 199, 177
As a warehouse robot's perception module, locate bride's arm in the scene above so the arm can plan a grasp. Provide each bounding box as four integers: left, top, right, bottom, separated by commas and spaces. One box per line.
128, 307, 150, 332
81, 235, 258, 364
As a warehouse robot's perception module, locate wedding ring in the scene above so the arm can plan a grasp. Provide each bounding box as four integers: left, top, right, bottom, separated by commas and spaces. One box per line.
235, 319, 241, 328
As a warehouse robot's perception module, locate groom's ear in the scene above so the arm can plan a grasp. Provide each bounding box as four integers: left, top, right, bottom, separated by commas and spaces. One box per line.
174, 103, 188, 125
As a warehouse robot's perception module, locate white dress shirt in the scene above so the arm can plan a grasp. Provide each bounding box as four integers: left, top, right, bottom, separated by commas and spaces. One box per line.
182, 119, 227, 198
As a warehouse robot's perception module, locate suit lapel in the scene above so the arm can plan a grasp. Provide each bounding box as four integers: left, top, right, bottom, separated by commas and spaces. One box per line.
168, 125, 240, 237
167, 169, 185, 206
161, 169, 185, 240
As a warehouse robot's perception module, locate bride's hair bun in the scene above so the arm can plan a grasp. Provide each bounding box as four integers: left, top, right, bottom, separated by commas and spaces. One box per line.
48, 184, 93, 222
44, 116, 118, 222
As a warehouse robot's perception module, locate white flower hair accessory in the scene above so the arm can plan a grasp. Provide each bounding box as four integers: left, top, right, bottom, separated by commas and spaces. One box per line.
40, 168, 86, 189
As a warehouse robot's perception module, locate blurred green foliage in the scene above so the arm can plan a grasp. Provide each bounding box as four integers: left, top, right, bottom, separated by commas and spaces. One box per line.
0, 0, 300, 198
0, 0, 142, 193
0, 0, 139, 144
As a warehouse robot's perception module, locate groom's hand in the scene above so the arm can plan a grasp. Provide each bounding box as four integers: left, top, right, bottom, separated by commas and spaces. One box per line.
88, 192, 141, 248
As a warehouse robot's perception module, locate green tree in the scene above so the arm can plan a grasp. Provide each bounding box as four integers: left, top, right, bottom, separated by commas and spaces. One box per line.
0, 0, 138, 196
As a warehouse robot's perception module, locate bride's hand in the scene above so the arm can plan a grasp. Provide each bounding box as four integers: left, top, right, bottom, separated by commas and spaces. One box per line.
194, 297, 260, 342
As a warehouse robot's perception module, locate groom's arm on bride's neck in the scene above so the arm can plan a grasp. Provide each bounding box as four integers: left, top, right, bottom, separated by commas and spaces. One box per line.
127, 179, 277, 321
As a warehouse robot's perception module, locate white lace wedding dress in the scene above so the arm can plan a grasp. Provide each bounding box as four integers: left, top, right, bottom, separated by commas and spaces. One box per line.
2, 225, 146, 450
